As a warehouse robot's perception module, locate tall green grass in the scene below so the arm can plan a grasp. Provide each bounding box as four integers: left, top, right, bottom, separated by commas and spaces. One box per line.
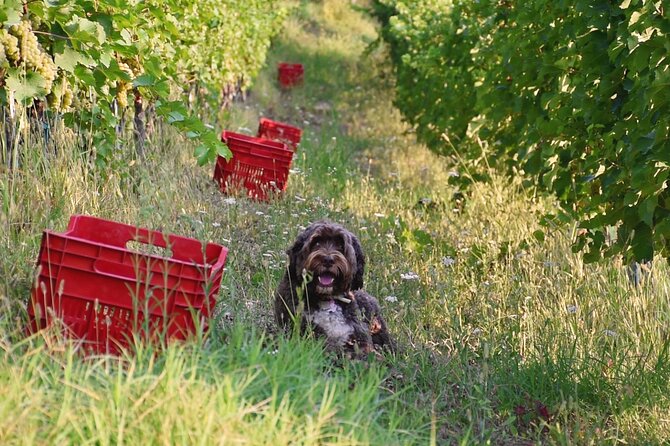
1, 0, 669, 444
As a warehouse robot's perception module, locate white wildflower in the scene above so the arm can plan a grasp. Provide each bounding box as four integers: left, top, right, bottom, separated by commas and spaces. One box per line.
223, 197, 237, 205
385, 296, 398, 303
442, 256, 456, 267
566, 305, 578, 314
400, 272, 420, 281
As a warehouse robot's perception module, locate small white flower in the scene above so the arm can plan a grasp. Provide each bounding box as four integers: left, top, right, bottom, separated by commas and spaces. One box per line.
442, 256, 456, 267
448, 171, 459, 177
385, 296, 398, 303
472, 328, 482, 336
256, 211, 265, 216
359, 227, 368, 231
400, 272, 420, 281
223, 197, 237, 205
604, 329, 618, 337
212, 222, 221, 228
482, 281, 491, 287
566, 305, 578, 314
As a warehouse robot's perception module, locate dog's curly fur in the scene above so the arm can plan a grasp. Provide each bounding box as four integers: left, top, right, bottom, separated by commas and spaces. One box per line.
275, 220, 393, 355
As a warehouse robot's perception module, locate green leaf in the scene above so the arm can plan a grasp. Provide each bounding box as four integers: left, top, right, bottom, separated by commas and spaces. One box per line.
55, 47, 94, 72
132, 74, 157, 87
74, 65, 96, 86
66, 16, 107, 45
216, 144, 232, 160
194, 145, 209, 166
638, 195, 658, 226
631, 223, 653, 261
5, 70, 47, 102
167, 111, 186, 123
0, 0, 22, 24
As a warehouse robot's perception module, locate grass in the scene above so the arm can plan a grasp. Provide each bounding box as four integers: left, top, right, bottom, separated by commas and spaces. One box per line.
2, 0, 670, 444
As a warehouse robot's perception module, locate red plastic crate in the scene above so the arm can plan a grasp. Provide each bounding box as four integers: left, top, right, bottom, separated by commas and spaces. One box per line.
257, 117, 303, 152
278, 62, 304, 88
214, 130, 294, 201
27, 215, 228, 355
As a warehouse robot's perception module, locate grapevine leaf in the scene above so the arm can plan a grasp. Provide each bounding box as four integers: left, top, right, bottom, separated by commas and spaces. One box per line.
132, 74, 158, 87
194, 145, 209, 166
5, 70, 47, 102
55, 47, 94, 72
638, 195, 658, 227
0, 0, 22, 24
74, 66, 96, 86
167, 111, 185, 123
216, 143, 232, 160
66, 16, 107, 45
631, 223, 653, 261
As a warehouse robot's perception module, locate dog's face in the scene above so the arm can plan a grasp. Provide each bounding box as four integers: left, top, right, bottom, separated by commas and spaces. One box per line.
287, 220, 365, 299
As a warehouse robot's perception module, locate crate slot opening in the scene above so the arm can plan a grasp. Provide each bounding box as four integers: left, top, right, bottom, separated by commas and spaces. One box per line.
126, 240, 174, 259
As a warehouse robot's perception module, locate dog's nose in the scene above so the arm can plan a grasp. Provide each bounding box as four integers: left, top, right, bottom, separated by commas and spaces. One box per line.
323, 255, 334, 266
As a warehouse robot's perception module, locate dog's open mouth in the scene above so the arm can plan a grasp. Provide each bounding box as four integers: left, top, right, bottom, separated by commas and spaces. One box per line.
317, 272, 336, 288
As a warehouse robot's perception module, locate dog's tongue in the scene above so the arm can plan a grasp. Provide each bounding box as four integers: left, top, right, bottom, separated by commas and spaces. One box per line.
318, 273, 335, 287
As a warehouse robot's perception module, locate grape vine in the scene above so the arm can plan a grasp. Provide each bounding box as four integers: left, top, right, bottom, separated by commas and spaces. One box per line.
0, 0, 288, 167
373, 0, 670, 263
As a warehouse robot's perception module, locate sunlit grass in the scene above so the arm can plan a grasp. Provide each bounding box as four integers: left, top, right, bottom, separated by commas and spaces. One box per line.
1, 0, 669, 444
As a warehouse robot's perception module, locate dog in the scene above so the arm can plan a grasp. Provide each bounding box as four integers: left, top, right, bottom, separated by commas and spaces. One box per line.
274, 220, 394, 356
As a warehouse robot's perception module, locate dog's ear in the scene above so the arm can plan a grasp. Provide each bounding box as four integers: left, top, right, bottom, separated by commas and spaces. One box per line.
286, 224, 314, 282
351, 233, 365, 289
343, 230, 365, 290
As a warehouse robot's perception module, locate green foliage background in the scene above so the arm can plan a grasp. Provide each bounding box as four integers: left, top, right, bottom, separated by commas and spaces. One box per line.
1, 0, 288, 166
373, 0, 670, 263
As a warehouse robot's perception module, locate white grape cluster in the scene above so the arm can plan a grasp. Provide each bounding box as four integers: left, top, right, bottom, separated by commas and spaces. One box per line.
116, 61, 135, 109
47, 78, 73, 112
0, 29, 20, 67
5, 20, 58, 93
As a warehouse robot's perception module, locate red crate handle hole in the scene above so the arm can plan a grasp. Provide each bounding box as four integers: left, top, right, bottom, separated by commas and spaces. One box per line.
126, 240, 174, 259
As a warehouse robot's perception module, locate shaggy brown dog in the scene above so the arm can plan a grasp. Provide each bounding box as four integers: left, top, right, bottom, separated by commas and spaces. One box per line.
274, 220, 393, 356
